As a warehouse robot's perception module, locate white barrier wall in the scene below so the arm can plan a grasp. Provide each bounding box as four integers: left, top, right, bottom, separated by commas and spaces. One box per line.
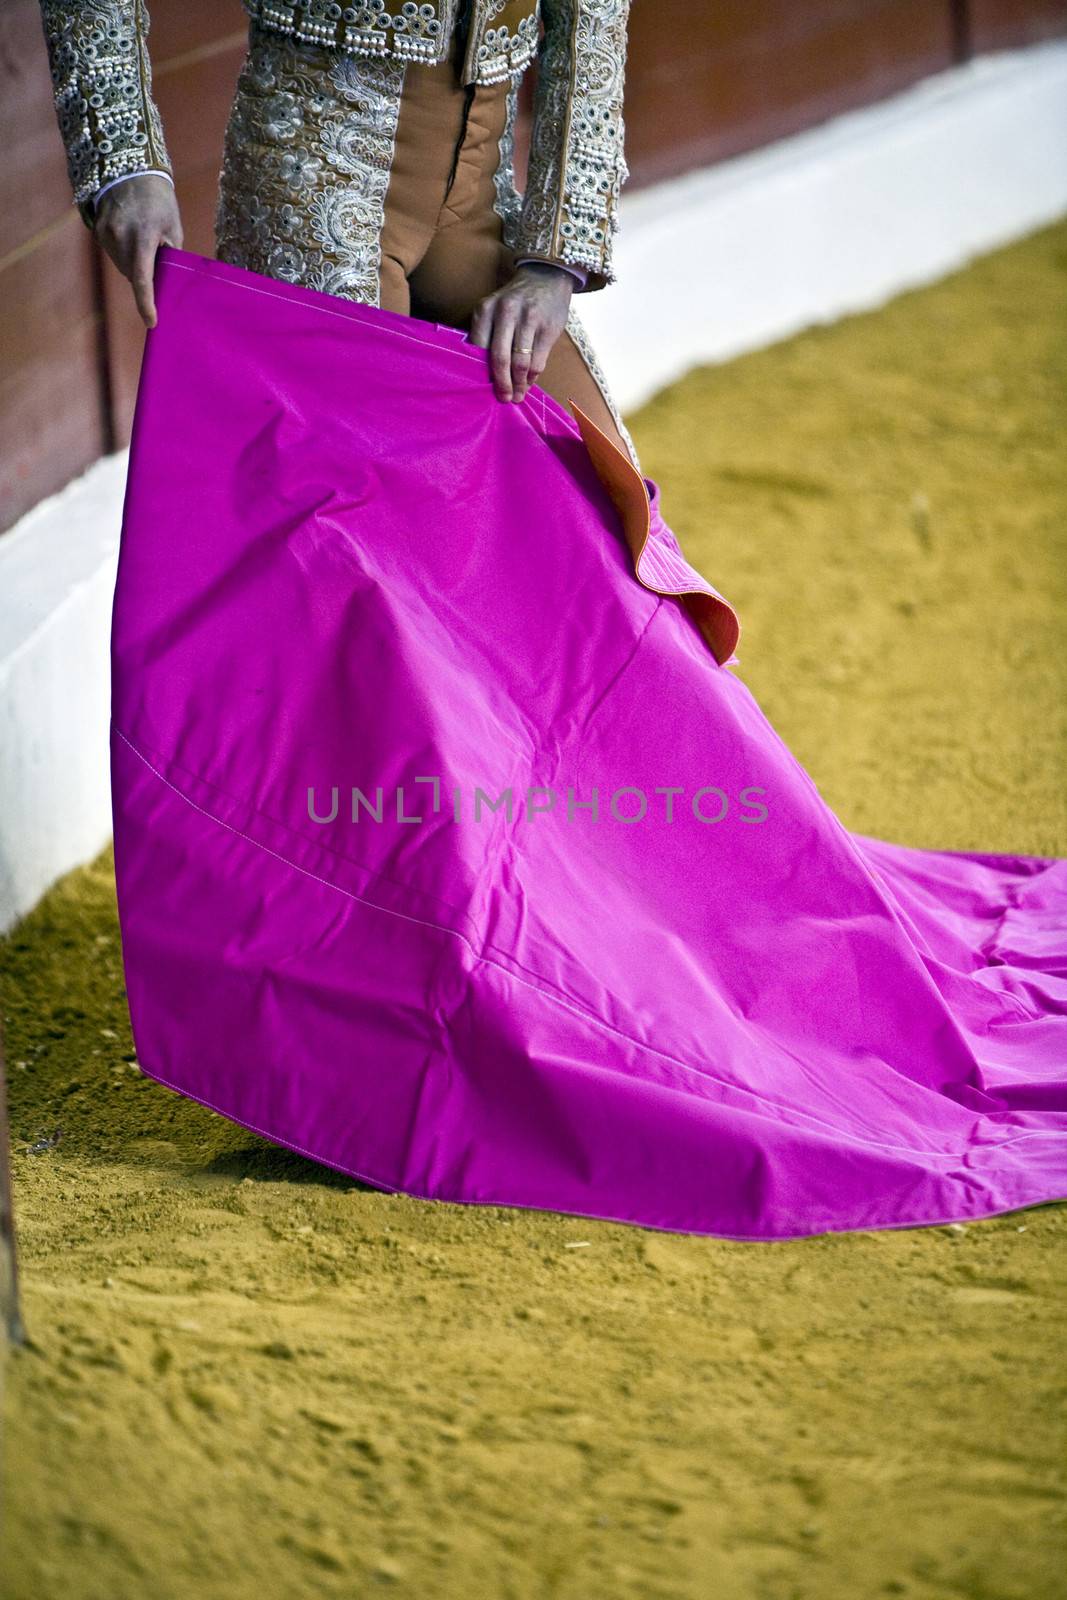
2, 39, 1066, 932
0, 455, 125, 931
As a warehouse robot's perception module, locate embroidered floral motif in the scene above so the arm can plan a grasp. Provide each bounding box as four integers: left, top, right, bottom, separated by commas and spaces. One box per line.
38, 0, 174, 228
242, 0, 629, 284
491, 73, 525, 242
40, 0, 629, 290
214, 25, 404, 307
517, 0, 629, 287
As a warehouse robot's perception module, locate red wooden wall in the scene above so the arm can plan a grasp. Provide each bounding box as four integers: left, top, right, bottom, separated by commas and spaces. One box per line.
1, 0, 1064, 535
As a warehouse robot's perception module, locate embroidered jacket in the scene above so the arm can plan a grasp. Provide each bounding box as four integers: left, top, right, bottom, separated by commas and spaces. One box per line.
38, 0, 630, 287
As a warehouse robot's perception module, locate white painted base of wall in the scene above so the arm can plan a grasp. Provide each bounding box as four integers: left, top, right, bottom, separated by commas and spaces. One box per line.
0, 454, 124, 933
2, 40, 1066, 933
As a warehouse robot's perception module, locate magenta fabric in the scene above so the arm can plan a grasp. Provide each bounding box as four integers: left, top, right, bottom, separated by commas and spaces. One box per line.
109, 245, 1067, 1240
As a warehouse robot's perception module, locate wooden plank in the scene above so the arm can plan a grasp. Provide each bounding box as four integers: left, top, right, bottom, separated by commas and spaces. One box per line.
967, 0, 1067, 50
623, 0, 956, 188
0, 336, 107, 532
0, 2, 107, 530
0, 0, 86, 253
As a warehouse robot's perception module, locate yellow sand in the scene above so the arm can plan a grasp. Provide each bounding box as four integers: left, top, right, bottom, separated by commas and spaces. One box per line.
3, 220, 1066, 1600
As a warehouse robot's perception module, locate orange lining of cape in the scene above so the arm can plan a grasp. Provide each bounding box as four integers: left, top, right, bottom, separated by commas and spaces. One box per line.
571, 403, 741, 668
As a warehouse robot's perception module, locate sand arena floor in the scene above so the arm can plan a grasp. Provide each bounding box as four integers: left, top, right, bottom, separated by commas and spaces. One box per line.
2, 220, 1066, 1600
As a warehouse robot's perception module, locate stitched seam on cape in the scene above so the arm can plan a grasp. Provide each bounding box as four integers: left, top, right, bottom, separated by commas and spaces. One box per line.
161, 254, 580, 428
161, 256, 491, 371
116, 727, 772, 1113
119, 725, 486, 931
114, 725, 1030, 1162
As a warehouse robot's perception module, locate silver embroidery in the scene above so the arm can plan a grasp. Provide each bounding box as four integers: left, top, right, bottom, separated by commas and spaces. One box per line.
236, 0, 628, 193
40, 0, 630, 293
214, 24, 404, 307
241, 0, 456, 70
239, 0, 541, 83
491, 72, 524, 246
460, 0, 542, 84
37, 0, 174, 228
517, 0, 629, 286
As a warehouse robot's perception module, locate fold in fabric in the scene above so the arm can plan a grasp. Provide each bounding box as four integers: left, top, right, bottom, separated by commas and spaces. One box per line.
109, 245, 1067, 1241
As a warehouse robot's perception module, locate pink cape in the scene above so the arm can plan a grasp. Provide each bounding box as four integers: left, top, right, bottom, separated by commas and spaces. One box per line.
110, 245, 1067, 1240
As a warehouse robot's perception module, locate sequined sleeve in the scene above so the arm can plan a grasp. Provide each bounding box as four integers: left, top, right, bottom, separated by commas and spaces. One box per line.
514, 0, 630, 292
38, 0, 174, 230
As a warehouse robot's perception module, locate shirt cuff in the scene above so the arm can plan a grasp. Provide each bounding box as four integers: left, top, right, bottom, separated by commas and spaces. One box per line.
93, 170, 175, 209
515, 256, 589, 290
